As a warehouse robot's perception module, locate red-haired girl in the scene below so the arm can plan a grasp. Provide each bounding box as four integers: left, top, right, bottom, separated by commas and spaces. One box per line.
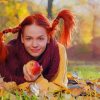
0, 9, 75, 86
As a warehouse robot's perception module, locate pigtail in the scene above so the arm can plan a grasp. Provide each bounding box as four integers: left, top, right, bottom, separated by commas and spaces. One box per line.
2, 26, 21, 34
0, 32, 8, 63
0, 26, 21, 63
51, 9, 75, 47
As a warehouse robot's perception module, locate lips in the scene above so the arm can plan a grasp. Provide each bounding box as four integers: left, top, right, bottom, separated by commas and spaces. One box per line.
30, 49, 41, 53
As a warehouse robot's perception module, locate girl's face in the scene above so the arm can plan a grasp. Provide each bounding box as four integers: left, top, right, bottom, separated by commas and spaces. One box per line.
21, 24, 48, 58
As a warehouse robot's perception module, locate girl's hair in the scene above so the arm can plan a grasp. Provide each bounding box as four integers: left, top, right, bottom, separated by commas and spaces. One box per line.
0, 9, 75, 61
0, 32, 7, 62
1, 9, 75, 45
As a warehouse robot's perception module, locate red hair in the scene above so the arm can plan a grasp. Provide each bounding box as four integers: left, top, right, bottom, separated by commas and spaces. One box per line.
51, 9, 75, 46
0, 32, 7, 63
0, 9, 75, 62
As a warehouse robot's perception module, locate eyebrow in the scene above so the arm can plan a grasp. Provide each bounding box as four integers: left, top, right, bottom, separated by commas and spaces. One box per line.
25, 35, 46, 38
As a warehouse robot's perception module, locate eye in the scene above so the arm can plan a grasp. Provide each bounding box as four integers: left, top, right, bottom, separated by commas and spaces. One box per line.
25, 37, 32, 40
38, 37, 44, 40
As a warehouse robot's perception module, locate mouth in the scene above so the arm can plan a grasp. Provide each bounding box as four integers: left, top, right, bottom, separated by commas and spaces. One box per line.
30, 49, 41, 53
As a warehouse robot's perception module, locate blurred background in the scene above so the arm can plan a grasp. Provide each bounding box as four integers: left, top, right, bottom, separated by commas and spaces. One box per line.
0, 0, 100, 79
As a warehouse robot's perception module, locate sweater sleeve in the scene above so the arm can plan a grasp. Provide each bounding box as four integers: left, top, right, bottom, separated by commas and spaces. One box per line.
0, 42, 25, 84
0, 62, 25, 84
51, 43, 68, 87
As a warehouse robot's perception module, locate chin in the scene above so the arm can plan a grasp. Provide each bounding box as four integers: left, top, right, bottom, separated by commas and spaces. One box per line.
30, 53, 41, 58
28, 50, 43, 58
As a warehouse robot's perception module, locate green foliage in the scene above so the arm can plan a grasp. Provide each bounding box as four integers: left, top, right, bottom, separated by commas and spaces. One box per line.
0, 90, 38, 100
0, 0, 100, 46
68, 65, 100, 80
77, 67, 100, 80
77, 44, 92, 54
31, 95, 38, 100
0, 0, 47, 42
0, 0, 47, 31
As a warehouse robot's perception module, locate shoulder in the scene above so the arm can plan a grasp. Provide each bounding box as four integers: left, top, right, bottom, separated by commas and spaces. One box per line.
57, 42, 67, 61
8, 39, 17, 45
7, 39, 17, 56
7, 39, 17, 51
57, 42, 66, 53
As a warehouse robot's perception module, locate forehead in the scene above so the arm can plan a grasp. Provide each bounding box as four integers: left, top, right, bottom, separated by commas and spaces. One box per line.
23, 24, 47, 37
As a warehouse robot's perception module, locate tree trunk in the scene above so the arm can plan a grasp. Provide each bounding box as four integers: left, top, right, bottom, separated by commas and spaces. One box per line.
47, 0, 53, 19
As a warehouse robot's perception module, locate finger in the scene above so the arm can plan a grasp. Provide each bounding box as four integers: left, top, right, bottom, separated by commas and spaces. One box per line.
23, 66, 31, 81
26, 67, 37, 80
25, 63, 40, 80
26, 65, 33, 77
24, 64, 37, 81
24, 75, 31, 81
31, 74, 39, 81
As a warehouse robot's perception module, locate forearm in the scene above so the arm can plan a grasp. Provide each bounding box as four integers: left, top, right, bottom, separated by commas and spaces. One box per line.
4, 74, 25, 85
0, 63, 25, 85
52, 43, 68, 86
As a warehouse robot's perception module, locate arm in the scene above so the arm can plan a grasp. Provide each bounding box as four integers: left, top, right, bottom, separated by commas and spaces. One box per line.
35, 43, 68, 91
0, 42, 25, 84
52, 43, 68, 87
0, 63, 25, 84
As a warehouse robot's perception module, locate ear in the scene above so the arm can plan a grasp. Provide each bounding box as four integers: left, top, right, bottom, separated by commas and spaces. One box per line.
21, 34, 24, 43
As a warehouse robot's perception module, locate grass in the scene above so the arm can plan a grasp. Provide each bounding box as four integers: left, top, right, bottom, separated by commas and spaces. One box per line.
0, 65, 100, 100
68, 65, 100, 80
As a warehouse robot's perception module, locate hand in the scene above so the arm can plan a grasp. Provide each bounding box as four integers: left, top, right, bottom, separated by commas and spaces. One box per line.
23, 60, 43, 82
23, 65, 40, 81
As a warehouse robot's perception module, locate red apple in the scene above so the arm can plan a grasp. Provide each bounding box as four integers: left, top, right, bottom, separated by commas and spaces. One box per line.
31, 61, 42, 75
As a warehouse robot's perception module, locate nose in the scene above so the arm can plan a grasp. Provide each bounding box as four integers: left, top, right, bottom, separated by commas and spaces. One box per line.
32, 40, 38, 48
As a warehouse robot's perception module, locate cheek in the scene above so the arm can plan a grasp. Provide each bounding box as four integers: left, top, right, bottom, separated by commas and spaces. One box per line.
39, 40, 47, 48
23, 41, 32, 49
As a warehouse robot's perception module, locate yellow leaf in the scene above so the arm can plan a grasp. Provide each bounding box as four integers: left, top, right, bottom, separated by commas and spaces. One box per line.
18, 82, 30, 91
67, 72, 73, 79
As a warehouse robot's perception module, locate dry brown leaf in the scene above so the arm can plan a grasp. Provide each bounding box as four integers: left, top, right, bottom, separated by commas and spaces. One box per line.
53, 82, 70, 94
70, 88, 83, 97
83, 85, 90, 91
